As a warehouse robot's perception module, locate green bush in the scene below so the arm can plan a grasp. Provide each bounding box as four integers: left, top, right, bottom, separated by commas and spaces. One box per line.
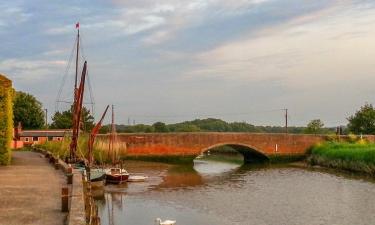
0, 75, 14, 165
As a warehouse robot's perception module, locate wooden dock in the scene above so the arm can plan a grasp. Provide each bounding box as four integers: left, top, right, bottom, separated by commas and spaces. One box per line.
0, 151, 66, 225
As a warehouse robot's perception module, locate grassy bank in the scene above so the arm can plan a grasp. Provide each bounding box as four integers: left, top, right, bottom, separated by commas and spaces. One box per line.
307, 142, 375, 175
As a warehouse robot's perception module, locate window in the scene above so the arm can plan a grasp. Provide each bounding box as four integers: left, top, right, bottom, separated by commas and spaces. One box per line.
48, 136, 53, 141
33, 137, 38, 141
56, 137, 61, 141
25, 137, 29, 142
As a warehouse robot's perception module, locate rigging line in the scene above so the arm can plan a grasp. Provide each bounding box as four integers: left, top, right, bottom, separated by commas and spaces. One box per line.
79, 34, 87, 61
86, 68, 95, 116
78, 33, 95, 115
55, 36, 77, 112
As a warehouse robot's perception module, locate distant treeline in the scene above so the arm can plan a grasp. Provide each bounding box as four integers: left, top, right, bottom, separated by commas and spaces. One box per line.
99, 118, 336, 134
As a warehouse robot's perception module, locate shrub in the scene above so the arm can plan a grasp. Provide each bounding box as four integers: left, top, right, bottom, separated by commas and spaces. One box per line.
0, 75, 14, 165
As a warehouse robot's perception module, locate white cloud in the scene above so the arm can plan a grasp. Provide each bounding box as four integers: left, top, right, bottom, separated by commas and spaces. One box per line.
0, 59, 66, 81
184, 0, 375, 85
0, 4, 31, 29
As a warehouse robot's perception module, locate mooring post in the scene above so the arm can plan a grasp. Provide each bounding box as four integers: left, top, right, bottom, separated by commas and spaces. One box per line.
61, 187, 69, 212
66, 164, 73, 184
54, 159, 59, 170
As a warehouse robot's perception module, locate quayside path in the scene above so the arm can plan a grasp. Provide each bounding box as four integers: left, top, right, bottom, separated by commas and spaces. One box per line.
0, 151, 66, 225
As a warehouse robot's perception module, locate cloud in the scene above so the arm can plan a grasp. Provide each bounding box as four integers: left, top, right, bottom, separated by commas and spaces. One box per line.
2, 0, 375, 126
0, 59, 66, 81
0, 4, 31, 30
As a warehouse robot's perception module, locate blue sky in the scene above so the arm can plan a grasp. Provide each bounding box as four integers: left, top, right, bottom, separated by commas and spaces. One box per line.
1, 0, 375, 126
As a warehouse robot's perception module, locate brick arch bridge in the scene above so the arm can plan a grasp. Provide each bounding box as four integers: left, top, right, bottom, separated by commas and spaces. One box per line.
97, 132, 375, 163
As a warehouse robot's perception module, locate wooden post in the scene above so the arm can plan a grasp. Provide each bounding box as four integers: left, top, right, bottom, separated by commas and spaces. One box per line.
54, 161, 59, 170
66, 165, 73, 184
61, 187, 69, 212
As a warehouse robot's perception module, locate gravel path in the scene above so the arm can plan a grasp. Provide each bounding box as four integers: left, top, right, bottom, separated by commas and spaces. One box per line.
0, 151, 66, 225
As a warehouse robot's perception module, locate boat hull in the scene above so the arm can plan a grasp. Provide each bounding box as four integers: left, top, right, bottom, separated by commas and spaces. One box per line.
91, 179, 105, 189
106, 174, 129, 184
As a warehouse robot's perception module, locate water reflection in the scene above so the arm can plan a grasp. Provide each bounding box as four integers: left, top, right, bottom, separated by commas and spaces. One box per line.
96, 157, 375, 225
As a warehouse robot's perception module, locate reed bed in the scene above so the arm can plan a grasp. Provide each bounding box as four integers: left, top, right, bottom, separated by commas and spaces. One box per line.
307, 141, 375, 175
37, 135, 127, 164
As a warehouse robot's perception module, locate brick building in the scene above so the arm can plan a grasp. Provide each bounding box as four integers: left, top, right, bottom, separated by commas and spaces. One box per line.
13, 126, 71, 149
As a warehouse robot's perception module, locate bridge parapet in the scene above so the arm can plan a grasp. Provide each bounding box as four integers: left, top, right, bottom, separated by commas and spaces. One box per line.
97, 133, 375, 163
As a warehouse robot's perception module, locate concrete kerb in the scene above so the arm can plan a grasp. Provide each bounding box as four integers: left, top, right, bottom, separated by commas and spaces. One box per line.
32, 147, 86, 225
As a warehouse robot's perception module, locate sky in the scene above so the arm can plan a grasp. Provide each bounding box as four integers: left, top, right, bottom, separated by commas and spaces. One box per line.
1, 0, 375, 127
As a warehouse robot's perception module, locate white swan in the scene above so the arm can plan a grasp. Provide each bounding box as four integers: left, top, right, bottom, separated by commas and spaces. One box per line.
155, 218, 176, 225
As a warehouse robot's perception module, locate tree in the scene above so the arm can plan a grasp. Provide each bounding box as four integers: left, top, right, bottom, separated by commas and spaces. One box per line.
172, 124, 200, 132
347, 103, 375, 134
13, 91, 45, 129
304, 119, 324, 134
50, 106, 94, 132
152, 122, 169, 133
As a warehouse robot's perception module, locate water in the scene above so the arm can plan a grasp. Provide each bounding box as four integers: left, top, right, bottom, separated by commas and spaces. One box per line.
96, 157, 375, 225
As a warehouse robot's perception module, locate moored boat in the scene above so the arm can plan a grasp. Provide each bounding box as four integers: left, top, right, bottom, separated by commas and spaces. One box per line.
90, 169, 106, 188
128, 175, 148, 182
105, 168, 129, 184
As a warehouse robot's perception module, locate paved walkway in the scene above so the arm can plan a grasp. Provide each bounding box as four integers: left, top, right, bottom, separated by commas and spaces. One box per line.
0, 151, 66, 225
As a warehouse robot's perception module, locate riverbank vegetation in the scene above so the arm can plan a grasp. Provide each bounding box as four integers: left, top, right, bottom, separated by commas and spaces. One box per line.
307, 141, 375, 175
36, 135, 121, 163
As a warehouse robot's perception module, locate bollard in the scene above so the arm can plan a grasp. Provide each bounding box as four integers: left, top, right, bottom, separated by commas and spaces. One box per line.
66, 173, 73, 184
67, 164, 73, 174
61, 187, 69, 212
54, 162, 59, 170
66, 164, 73, 184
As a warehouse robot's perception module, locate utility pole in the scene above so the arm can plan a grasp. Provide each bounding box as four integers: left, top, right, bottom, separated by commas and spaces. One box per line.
284, 108, 288, 134
45, 108, 48, 129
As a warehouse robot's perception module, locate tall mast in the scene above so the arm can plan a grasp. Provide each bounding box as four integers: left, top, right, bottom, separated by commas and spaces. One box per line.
75, 23, 80, 93
111, 105, 115, 163
70, 22, 80, 162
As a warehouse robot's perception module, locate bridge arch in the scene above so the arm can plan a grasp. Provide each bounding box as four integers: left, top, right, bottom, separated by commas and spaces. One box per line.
200, 143, 269, 164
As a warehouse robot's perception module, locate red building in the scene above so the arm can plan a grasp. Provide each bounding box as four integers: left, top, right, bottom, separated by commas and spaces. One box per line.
13, 126, 71, 149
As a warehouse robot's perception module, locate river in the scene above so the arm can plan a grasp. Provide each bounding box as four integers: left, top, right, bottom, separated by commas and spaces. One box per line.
95, 155, 375, 225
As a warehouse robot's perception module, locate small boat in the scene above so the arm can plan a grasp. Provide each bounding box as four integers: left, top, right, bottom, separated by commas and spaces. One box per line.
83, 168, 106, 188
90, 169, 106, 188
105, 168, 129, 184
155, 218, 176, 225
105, 105, 130, 185
128, 175, 147, 182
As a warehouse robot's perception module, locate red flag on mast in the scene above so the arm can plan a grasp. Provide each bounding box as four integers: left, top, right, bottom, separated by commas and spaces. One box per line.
76, 22, 79, 29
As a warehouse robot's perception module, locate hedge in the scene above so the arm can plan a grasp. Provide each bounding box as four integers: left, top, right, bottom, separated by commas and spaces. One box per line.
0, 74, 13, 165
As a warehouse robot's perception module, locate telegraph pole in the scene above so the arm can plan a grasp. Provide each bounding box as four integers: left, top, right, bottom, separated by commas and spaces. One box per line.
284, 108, 288, 134
45, 108, 48, 129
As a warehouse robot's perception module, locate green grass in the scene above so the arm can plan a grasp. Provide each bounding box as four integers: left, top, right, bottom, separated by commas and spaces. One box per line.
307, 141, 375, 175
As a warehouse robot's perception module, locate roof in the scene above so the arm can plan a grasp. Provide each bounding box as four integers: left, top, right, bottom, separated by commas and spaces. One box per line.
19, 129, 72, 137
